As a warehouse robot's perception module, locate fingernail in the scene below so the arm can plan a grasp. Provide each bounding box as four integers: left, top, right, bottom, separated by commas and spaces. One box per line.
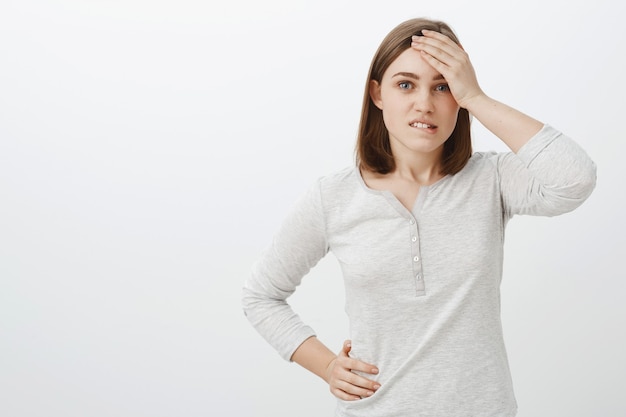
366, 391, 374, 396
372, 368, 379, 374
373, 384, 381, 390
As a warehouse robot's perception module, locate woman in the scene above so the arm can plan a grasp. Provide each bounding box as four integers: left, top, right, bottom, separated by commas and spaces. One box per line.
242, 17, 596, 416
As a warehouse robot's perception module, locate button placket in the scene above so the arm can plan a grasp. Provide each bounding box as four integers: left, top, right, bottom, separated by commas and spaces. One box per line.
408, 216, 425, 296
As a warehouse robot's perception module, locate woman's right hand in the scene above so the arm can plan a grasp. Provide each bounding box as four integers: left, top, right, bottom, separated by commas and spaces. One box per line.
324, 340, 381, 401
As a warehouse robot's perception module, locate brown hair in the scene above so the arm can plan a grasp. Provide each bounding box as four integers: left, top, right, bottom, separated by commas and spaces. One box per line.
356, 18, 472, 175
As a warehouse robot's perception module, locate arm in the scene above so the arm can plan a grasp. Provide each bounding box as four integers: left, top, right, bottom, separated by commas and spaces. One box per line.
461, 94, 543, 153
412, 31, 596, 216
242, 180, 380, 399
241, 181, 327, 361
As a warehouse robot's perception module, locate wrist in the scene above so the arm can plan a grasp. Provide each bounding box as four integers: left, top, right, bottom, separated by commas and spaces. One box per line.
458, 90, 488, 112
323, 356, 337, 383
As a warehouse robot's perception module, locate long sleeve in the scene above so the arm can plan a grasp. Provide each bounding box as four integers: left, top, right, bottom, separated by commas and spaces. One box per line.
497, 124, 597, 218
242, 179, 329, 361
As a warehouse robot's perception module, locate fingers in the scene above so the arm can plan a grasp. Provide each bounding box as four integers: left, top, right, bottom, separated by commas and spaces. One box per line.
328, 340, 381, 401
412, 29, 461, 56
411, 30, 466, 70
332, 375, 378, 400
330, 362, 380, 400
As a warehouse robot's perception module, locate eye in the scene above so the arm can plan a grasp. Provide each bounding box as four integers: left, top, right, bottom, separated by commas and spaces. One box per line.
398, 81, 413, 90
435, 84, 450, 92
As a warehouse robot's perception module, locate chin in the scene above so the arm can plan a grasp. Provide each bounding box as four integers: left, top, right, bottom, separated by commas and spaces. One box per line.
407, 141, 446, 154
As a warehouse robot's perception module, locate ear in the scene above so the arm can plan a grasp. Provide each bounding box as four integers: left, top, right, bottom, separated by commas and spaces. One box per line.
369, 80, 383, 110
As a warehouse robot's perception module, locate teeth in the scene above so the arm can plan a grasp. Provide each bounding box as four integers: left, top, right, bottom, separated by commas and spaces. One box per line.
411, 122, 433, 129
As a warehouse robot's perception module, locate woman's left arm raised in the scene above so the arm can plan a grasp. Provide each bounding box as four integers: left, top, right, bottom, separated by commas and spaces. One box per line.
412, 30, 543, 153
413, 30, 596, 216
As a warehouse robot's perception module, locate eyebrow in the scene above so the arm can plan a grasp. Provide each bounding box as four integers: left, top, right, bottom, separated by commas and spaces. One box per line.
392, 72, 445, 81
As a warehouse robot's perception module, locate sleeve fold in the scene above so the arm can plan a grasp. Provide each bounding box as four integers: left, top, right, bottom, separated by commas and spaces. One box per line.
498, 124, 597, 218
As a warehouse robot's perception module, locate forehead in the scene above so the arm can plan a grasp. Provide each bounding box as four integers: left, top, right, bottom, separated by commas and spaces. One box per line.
382, 48, 441, 80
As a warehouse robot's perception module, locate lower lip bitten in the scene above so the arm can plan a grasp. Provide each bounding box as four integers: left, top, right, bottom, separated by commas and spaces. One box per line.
410, 122, 436, 130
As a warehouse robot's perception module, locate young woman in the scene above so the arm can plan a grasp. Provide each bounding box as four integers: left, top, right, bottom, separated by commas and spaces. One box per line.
242, 17, 596, 416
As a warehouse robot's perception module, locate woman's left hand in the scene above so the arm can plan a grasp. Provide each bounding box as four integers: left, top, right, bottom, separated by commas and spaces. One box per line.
411, 30, 484, 109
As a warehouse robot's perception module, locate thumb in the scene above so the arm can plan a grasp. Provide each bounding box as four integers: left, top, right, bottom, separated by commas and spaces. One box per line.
341, 340, 352, 356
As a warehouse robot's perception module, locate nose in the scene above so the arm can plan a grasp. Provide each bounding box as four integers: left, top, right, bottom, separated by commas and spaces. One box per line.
412, 89, 434, 113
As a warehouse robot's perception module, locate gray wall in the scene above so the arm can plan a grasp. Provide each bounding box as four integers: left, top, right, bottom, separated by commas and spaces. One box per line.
1, 0, 623, 416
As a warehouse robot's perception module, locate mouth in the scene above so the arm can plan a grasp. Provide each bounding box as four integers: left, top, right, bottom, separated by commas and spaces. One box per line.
409, 121, 437, 129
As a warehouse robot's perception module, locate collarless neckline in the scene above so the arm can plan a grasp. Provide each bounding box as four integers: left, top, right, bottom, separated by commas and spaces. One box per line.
353, 166, 450, 218
354, 166, 450, 194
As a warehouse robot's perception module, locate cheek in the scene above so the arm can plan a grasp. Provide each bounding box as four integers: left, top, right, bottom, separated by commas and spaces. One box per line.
441, 102, 460, 125
379, 94, 407, 123
438, 104, 460, 137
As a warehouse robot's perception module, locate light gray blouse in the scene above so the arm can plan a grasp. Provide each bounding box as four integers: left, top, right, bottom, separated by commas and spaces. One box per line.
242, 125, 596, 417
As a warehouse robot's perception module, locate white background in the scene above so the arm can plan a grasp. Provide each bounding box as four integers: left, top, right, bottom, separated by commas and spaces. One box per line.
1, 1, 624, 416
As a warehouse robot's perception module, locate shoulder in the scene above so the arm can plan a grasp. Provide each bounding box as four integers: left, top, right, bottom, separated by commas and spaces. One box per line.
302, 166, 363, 212
319, 166, 357, 183
460, 150, 508, 174
449, 149, 522, 188
317, 166, 359, 193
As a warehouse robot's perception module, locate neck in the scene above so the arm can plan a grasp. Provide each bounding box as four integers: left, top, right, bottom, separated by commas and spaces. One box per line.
392, 148, 444, 186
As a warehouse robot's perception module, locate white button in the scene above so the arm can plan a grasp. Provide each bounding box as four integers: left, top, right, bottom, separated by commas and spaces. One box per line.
413, 256, 419, 262
416, 274, 422, 280
409, 219, 415, 225
411, 236, 417, 242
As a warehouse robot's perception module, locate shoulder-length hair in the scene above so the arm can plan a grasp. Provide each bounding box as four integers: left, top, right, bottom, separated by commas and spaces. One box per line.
356, 18, 472, 175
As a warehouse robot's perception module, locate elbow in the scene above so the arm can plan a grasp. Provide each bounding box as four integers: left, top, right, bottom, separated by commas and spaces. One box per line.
540, 175, 597, 216
579, 155, 598, 197
566, 161, 598, 209
241, 284, 258, 319
581, 161, 598, 200
557, 160, 598, 214
241, 282, 285, 325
